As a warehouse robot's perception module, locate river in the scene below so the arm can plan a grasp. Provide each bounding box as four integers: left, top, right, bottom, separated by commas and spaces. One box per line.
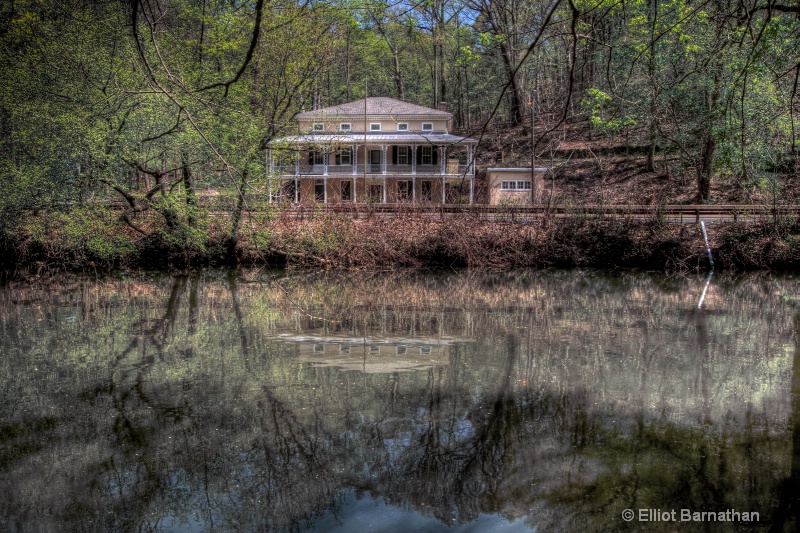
0, 269, 797, 532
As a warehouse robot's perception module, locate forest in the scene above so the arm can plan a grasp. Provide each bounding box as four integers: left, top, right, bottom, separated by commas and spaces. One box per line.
0, 0, 799, 267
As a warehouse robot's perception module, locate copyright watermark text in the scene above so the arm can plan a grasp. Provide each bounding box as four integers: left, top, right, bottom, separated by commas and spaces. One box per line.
622, 508, 759, 523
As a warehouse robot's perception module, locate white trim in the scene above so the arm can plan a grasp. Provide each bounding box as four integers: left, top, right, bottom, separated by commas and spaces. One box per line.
397, 123, 409, 131
500, 180, 532, 190
369, 123, 382, 131
421, 122, 433, 131
339, 123, 352, 132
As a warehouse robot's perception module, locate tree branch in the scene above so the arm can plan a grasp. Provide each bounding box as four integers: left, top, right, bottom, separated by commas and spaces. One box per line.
197, 0, 265, 96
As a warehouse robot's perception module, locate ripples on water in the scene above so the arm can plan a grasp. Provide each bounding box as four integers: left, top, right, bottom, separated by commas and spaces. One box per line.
0, 269, 798, 532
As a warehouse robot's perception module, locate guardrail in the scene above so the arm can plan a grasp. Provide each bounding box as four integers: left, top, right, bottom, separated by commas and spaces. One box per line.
257, 203, 800, 222
96, 199, 800, 222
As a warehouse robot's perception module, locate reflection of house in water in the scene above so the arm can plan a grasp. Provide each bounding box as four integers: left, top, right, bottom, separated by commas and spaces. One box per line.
280, 335, 472, 373
270, 304, 475, 373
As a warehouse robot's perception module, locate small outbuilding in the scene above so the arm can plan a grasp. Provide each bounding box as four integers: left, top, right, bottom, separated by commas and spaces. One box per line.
487, 167, 548, 205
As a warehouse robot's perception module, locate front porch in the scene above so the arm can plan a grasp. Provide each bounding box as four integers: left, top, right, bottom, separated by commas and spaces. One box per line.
266, 134, 477, 204
272, 176, 474, 205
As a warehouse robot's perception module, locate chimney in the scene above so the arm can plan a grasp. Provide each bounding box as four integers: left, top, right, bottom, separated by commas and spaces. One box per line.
439, 101, 447, 112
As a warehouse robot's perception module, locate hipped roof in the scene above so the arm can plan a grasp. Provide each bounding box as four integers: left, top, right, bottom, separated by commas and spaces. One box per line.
295, 97, 451, 120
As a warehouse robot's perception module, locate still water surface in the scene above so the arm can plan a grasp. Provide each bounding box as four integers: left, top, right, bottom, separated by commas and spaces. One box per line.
1, 269, 798, 532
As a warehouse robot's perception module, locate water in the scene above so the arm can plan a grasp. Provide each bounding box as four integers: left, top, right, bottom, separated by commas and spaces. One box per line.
0, 269, 798, 532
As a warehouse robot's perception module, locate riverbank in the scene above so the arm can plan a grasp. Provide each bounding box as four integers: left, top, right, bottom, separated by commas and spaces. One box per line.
3, 207, 800, 273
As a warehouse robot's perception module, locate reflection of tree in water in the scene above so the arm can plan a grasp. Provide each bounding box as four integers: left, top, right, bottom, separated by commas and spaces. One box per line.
93, 273, 344, 532
0, 270, 797, 531
374, 333, 521, 524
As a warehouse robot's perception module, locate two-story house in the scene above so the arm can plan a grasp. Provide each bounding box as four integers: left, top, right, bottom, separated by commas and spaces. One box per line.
267, 97, 478, 204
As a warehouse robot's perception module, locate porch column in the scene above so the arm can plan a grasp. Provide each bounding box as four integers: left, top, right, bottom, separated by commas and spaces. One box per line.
294, 153, 299, 176
411, 145, 417, 175
266, 149, 272, 204
323, 152, 328, 176
382, 145, 388, 203
440, 146, 446, 204
352, 146, 357, 204
412, 176, 416, 202
294, 177, 299, 203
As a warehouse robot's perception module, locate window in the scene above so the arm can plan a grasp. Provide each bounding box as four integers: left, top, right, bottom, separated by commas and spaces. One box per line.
340, 181, 352, 201
309, 151, 323, 165
421, 146, 433, 165
369, 345, 381, 355
420, 181, 432, 201
368, 184, 382, 202
370, 123, 381, 131
337, 149, 351, 166
398, 180, 412, 201
313, 123, 324, 132
315, 179, 324, 202
339, 123, 351, 132
501, 180, 531, 190
397, 123, 409, 131
396, 345, 407, 356
397, 146, 409, 165
421, 122, 433, 131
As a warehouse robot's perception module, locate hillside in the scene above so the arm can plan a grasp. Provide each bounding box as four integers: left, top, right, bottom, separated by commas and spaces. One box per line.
468, 119, 798, 206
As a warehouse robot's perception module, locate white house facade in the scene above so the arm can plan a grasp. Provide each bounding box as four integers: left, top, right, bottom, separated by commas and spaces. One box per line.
267, 97, 478, 204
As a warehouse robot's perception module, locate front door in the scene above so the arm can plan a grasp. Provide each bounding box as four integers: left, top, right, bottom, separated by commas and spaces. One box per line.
369, 150, 381, 174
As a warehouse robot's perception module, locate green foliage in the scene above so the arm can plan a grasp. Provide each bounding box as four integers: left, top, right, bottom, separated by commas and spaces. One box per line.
18, 205, 136, 263
1, 0, 799, 238
580, 89, 636, 134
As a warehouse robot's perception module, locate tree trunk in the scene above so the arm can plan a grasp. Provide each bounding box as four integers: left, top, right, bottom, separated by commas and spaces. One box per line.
181, 154, 197, 228
697, 132, 715, 203
646, 120, 657, 172
227, 170, 248, 258
697, 69, 721, 203
392, 44, 405, 100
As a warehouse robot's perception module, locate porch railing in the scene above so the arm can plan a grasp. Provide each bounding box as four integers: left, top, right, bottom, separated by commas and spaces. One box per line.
271, 163, 473, 177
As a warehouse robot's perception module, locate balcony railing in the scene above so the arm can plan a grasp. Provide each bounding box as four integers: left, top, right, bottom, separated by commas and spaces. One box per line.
271, 163, 473, 177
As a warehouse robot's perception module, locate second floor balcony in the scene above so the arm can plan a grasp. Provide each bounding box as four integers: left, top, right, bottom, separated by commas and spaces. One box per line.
270, 161, 473, 178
